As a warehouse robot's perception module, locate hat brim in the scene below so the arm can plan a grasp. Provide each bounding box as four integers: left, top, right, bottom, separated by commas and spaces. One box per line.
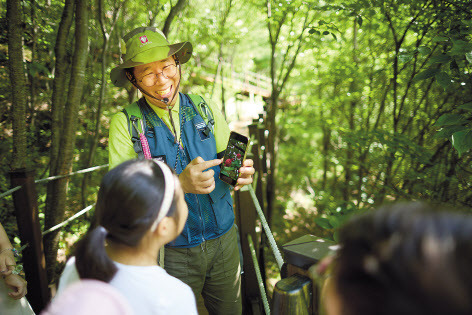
110, 41, 192, 88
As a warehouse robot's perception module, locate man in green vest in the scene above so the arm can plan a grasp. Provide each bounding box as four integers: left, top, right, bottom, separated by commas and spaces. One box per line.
108, 27, 254, 314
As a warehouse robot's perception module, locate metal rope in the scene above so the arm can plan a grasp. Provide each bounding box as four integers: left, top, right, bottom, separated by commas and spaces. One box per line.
35, 164, 109, 184
248, 234, 271, 315
1, 164, 109, 199
42, 205, 94, 236
0, 186, 22, 199
248, 184, 284, 270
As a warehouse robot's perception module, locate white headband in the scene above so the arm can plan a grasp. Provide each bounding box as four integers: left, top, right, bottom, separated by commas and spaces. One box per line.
150, 160, 175, 231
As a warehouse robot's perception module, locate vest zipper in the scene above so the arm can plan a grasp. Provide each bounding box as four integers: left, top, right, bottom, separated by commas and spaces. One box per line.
195, 196, 206, 243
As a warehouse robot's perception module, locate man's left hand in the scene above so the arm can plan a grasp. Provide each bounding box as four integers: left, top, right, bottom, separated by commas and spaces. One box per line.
235, 159, 255, 191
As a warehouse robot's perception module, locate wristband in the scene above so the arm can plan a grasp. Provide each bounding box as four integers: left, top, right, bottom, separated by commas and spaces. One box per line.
0, 248, 19, 257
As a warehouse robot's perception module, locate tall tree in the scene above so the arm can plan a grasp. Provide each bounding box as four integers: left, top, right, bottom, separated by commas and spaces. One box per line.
7, 0, 27, 170
43, 0, 89, 281
81, 0, 125, 208
265, 0, 317, 222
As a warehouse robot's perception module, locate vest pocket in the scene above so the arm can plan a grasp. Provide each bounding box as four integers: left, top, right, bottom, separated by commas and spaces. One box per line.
211, 191, 235, 233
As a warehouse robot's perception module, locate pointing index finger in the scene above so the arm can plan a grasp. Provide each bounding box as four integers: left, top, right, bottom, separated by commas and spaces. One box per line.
196, 158, 222, 172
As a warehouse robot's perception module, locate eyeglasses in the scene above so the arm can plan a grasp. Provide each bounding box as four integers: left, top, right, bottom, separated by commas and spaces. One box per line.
137, 64, 178, 87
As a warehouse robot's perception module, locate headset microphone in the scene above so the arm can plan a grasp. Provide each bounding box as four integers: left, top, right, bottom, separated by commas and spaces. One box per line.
162, 97, 169, 104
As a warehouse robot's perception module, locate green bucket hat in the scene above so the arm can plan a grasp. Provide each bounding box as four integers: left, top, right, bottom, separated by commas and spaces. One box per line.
110, 27, 193, 87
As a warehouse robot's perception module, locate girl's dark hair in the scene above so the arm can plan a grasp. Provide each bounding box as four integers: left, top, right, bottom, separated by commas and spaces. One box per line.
334, 202, 472, 315
75, 160, 178, 282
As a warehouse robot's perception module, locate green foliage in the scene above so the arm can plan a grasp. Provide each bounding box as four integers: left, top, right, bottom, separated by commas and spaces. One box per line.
407, 15, 472, 155
3, 0, 472, 289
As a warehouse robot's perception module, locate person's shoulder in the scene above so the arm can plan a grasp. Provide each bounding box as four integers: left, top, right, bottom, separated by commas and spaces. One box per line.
57, 257, 80, 296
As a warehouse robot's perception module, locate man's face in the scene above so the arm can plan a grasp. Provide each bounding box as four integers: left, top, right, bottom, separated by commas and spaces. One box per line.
133, 56, 180, 109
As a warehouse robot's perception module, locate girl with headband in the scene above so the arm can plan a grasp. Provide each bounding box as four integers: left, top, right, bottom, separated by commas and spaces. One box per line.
56, 159, 197, 314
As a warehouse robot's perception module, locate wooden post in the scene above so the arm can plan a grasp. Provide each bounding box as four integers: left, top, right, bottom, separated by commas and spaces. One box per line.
10, 169, 50, 313
281, 235, 337, 314
255, 116, 269, 288
235, 190, 262, 315
233, 121, 264, 314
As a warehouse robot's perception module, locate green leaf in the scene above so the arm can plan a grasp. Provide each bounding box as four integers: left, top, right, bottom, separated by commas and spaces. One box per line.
435, 71, 452, 89
333, 231, 340, 242
434, 114, 466, 126
331, 33, 337, 41
452, 130, 472, 155
458, 102, 472, 111
466, 52, 472, 63
414, 68, 440, 81
357, 16, 363, 27
319, 20, 326, 26
429, 54, 451, 64
418, 46, 432, 55
462, 20, 472, 27
399, 54, 413, 63
436, 125, 468, 139
314, 217, 332, 230
308, 28, 316, 34
323, 31, 330, 35
328, 216, 341, 228
449, 40, 472, 56
432, 36, 449, 42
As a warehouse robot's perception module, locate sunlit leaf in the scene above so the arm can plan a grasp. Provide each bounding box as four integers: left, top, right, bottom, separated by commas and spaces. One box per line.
399, 54, 413, 63
333, 231, 339, 242
449, 40, 472, 55
458, 102, 472, 111
429, 54, 451, 64
414, 68, 440, 81
314, 217, 331, 230
418, 46, 432, 55
435, 71, 452, 89
435, 125, 468, 138
452, 130, 472, 156
466, 52, 472, 63
432, 36, 449, 42
328, 216, 341, 228
462, 20, 472, 27
434, 114, 466, 126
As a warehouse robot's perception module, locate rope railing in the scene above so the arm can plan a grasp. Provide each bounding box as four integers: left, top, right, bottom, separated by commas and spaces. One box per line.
248, 233, 271, 315
0, 186, 22, 199
247, 184, 284, 271
42, 204, 95, 236
35, 164, 109, 184
0, 164, 109, 199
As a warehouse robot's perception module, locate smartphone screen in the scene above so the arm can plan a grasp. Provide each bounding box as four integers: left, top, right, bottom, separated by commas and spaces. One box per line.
219, 131, 249, 186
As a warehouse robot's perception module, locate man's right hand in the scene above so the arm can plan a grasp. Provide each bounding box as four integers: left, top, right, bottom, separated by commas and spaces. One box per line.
179, 157, 222, 194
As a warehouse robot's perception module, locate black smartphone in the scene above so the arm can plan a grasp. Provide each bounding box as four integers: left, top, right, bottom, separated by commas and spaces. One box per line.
219, 131, 249, 186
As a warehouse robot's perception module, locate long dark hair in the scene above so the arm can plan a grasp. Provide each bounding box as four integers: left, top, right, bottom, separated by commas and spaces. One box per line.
74, 159, 178, 282
334, 202, 472, 315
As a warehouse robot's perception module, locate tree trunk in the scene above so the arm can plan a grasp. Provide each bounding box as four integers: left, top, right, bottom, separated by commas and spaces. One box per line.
7, 0, 27, 170
29, 0, 38, 129
344, 17, 360, 204
49, 0, 74, 178
162, 0, 188, 37
44, 0, 89, 282
81, 0, 124, 208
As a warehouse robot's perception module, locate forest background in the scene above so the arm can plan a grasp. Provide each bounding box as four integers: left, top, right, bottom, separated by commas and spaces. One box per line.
1, 0, 472, 293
